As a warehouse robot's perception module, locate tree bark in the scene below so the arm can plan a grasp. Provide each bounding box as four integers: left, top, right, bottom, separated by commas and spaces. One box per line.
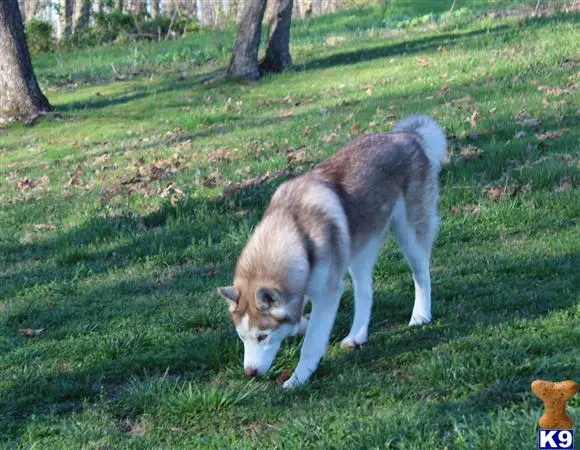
0, 0, 51, 124
22, 0, 41, 21
261, 0, 293, 73
58, 0, 73, 38
227, 0, 268, 79
151, 0, 160, 17
73, 0, 92, 32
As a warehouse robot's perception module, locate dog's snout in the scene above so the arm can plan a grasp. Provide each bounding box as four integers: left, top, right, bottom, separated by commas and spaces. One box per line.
244, 367, 258, 377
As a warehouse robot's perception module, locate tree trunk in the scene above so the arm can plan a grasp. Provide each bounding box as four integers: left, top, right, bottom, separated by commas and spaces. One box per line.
129, 0, 146, 15
261, 0, 293, 73
73, 0, 92, 32
116, 0, 124, 12
151, 0, 160, 17
227, 0, 268, 80
58, 0, 73, 38
0, 0, 51, 124
22, 0, 41, 21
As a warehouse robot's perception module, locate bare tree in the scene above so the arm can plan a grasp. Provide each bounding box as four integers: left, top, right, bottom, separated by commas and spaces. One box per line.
227, 0, 268, 79
58, 0, 73, 38
73, 0, 92, 32
0, 0, 51, 124
20, 0, 41, 21
151, 0, 160, 17
261, 0, 293, 73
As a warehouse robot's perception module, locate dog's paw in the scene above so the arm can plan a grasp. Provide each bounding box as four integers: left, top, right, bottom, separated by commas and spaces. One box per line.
340, 330, 367, 349
281, 373, 306, 389
409, 314, 431, 326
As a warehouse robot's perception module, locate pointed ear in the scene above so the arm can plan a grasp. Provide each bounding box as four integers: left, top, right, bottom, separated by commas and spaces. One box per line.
255, 286, 284, 311
217, 286, 239, 312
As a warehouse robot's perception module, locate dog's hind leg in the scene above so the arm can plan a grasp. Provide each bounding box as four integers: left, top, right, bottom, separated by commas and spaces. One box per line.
341, 235, 382, 349
392, 200, 433, 326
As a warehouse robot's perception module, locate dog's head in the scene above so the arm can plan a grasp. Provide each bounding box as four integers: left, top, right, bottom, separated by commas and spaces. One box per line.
218, 284, 307, 377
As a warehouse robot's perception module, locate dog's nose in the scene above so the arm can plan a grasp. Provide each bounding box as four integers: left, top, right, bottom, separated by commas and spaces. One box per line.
245, 367, 258, 377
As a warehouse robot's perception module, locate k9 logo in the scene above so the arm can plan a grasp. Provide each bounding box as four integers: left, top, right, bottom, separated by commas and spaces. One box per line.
538, 430, 574, 450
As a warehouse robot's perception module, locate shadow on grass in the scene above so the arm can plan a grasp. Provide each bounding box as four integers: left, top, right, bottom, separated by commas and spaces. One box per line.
1, 163, 577, 432
51, 12, 579, 117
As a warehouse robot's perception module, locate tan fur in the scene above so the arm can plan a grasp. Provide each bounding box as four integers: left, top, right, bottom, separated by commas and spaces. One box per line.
219, 114, 448, 383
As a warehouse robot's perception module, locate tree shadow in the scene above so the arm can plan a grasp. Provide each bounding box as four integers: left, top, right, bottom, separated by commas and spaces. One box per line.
296, 12, 577, 71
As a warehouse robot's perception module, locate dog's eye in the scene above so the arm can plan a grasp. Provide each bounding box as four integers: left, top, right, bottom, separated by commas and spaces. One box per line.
257, 334, 267, 343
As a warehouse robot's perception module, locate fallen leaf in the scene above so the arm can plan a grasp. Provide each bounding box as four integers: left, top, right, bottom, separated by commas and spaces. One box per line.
366, 88, 373, 96
555, 176, 572, 193
206, 148, 234, 164
202, 170, 224, 188
469, 110, 479, 128
537, 85, 568, 96
34, 223, 56, 231
19, 328, 45, 337
454, 95, 473, 104
484, 184, 518, 201
66, 176, 81, 187
220, 168, 293, 199
536, 129, 569, 141
321, 133, 340, 143
17, 178, 35, 190
451, 204, 481, 215
277, 369, 292, 385
515, 130, 527, 138
350, 123, 362, 136
95, 154, 110, 165
457, 145, 484, 160
287, 148, 307, 164
278, 109, 295, 118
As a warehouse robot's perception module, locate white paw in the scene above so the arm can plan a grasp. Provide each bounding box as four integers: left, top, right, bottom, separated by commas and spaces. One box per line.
340, 335, 366, 349
282, 373, 306, 389
340, 328, 368, 349
409, 314, 431, 326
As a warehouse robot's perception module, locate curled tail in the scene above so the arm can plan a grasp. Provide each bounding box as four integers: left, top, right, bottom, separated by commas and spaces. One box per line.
393, 115, 448, 172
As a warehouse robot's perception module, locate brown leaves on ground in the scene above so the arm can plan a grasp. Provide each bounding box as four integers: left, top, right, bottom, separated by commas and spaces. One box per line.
537, 85, 569, 96
119, 417, 149, 437
17, 174, 49, 194
484, 184, 519, 201
202, 170, 225, 188
456, 144, 484, 160
555, 176, 572, 193
219, 168, 294, 200
536, 128, 569, 141
349, 123, 362, 137
19, 328, 45, 337
321, 133, 340, 143
451, 204, 481, 215
278, 109, 295, 118
206, 147, 236, 164
286, 147, 308, 164
100, 153, 189, 205
160, 183, 186, 206
17, 178, 36, 190
277, 369, 292, 385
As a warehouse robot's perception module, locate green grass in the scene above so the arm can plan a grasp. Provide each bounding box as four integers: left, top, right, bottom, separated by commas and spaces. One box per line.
1, 3, 579, 449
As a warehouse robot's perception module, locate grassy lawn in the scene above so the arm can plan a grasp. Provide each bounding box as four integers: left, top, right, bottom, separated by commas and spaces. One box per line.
1, 2, 579, 448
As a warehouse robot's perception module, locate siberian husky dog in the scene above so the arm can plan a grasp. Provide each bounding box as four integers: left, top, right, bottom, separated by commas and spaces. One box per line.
218, 115, 447, 388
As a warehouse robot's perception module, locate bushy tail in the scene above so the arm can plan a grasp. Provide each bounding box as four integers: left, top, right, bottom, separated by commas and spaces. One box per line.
393, 115, 448, 172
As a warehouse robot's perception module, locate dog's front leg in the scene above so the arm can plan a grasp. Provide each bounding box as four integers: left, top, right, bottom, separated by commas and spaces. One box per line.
282, 287, 342, 389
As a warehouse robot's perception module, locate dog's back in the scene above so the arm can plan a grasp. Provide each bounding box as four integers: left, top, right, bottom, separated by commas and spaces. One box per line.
223, 115, 448, 386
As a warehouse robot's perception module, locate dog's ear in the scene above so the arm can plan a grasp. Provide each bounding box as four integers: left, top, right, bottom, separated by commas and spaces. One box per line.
255, 286, 284, 311
217, 286, 239, 312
